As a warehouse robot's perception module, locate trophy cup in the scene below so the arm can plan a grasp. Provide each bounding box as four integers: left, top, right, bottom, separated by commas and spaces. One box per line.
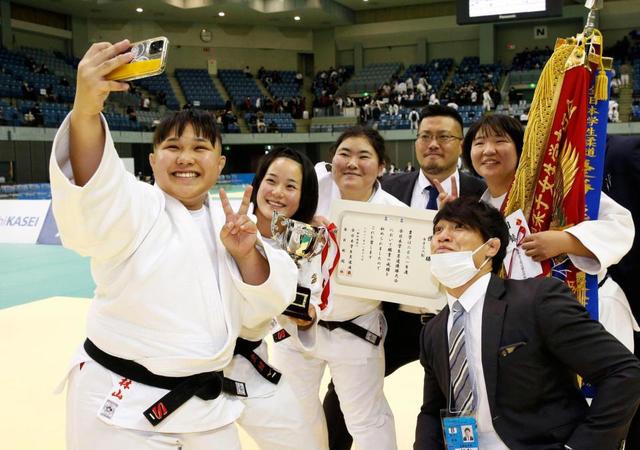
271, 211, 328, 321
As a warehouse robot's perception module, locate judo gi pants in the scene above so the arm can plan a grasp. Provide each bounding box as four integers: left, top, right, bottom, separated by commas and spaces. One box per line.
66, 359, 241, 450
236, 375, 328, 450
272, 340, 397, 450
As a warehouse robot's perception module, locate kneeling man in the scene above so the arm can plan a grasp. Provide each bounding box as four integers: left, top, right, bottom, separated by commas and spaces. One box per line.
415, 197, 640, 450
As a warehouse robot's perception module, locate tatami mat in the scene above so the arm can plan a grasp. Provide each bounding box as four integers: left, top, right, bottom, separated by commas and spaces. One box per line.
1, 296, 423, 449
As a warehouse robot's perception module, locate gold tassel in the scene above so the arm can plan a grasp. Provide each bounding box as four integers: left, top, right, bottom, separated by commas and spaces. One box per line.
595, 68, 608, 101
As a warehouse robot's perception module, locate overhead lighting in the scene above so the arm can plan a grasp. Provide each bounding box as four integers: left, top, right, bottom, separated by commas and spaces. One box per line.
218, 11, 225, 17
136, 7, 143, 13
294, 16, 301, 21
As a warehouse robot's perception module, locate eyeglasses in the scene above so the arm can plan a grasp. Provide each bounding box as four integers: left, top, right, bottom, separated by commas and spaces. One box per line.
417, 133, 463, 144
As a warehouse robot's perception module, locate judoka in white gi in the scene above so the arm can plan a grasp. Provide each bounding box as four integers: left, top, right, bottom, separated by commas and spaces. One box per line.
51, 39, 298, 450
272, 127, 403, 450
225, 146, 329, 449
459, 114, 638, 350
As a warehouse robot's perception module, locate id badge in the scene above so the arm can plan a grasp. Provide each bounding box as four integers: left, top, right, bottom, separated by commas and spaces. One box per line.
440, 409, 479, 449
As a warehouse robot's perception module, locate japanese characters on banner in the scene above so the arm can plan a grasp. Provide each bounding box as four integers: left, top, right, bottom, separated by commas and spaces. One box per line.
329, 199, 445, 308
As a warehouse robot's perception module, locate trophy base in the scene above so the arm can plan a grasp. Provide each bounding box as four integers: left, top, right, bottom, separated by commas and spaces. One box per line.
282, 285, 312, 321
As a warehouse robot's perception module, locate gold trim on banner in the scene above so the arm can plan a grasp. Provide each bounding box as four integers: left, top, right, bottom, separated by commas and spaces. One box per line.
504, 42, 576, 219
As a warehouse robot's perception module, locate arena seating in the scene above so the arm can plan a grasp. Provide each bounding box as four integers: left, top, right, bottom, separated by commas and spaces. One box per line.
218, 69, 262, 108
134, 73, 180, 110
400, 59, 453, 93
261, 70, 300, 100
339, 63, 402, 95
175, 69, 225, 110
0, 183, 50, 199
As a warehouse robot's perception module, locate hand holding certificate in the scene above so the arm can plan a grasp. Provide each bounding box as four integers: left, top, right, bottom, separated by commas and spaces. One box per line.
329, 199, 446, 309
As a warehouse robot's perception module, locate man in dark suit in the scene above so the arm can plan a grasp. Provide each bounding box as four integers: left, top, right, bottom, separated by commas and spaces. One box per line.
605, 134, 640, 447
323, 105, 486, 449
415, 197, 640, 450
379, 105, 486, 375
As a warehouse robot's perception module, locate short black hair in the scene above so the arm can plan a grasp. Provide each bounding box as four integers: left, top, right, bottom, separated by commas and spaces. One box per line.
418, 104, 464, 135
330, 125, 388, 166
433, 197, 509, 274
153, 109, 222, 149
251, 146, 318, 224
462, 114, 524, 177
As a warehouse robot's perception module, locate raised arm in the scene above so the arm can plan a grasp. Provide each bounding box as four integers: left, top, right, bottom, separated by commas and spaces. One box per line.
69, 40, 133, 186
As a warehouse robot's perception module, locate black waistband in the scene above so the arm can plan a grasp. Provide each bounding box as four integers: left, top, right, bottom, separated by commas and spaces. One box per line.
318, 319, 381, 346
84, 339, 246, 426
233, 337, 281, 384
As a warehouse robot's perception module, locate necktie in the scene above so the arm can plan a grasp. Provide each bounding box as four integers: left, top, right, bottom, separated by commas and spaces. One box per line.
449, 300, 475, 414
425, 185, 438, 210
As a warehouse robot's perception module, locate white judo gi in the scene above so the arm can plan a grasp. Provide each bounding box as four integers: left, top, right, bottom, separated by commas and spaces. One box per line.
50, 114, 298, 449
225, 239, 328, 450
271, 163, 404, 450
482, 190, 638, 351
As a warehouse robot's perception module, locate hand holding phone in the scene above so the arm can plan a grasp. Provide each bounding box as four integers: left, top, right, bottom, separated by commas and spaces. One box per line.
106, 36, 169, 81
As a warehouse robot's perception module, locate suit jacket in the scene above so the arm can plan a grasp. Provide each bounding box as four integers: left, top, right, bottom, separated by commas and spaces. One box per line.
605, 135, 640, 321
380, 169, 486, 207
415, 275, 640, 450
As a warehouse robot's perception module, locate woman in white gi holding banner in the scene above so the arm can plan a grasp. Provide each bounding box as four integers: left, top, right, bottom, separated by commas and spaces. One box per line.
51, 39, 298, 449
272, 126, 406, 450
460, 114, 637, 350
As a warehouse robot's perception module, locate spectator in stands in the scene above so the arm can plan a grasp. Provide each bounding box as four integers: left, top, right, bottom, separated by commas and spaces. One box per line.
244, 66, 252, 78
268, 120, 279, 133
405, 161, 415, 172
126, 105, 137, 122
610, 77, 621, 99
256, 110, 266, 133
620, 62, 631, 87
31, 104, 43, 127
33, 63, 47, 74
22, 81, 36, 101
46, 84, 57, 103
446, 101, 459, 111
141, 96, 150, 111
23, 110, 35, 126
295, 71, 303, 87
409, 109, 419, 130
157, 91, 166, 106
482, 88, 494, 112
609, 100, 620, 123
257, 66, 265, 80
26, 56, 37, 72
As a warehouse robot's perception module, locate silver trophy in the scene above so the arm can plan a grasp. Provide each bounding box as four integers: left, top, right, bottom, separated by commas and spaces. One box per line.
271, 211, 328, 320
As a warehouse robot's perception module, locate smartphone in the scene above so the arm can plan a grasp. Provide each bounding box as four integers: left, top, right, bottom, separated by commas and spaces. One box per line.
106, 36, 169, 82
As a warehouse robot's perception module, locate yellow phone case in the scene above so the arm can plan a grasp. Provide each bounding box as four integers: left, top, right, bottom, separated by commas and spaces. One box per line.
106, 37, 168, 82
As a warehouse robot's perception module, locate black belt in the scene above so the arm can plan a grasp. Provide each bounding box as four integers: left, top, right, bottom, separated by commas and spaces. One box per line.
233, 338, 281, 385
598, 273, 610, 288
84, 339, 246, 427
318, 319, 381, 346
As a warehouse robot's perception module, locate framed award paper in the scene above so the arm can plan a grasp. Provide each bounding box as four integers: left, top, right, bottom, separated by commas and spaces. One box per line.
329, 199, 445, 308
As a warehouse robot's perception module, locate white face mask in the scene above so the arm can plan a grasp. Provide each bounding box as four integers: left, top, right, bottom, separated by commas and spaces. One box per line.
430, 240, 492, 289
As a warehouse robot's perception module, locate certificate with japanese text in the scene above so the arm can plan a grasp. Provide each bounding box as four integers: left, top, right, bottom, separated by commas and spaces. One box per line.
329, 199, 445, 308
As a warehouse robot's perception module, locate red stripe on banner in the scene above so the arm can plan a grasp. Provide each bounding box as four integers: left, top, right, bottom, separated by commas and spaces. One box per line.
320, 223, 340, 310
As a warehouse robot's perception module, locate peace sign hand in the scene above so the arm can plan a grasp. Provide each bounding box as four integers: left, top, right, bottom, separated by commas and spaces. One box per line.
433, 177, 459, 210
219, 186, 258, 261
